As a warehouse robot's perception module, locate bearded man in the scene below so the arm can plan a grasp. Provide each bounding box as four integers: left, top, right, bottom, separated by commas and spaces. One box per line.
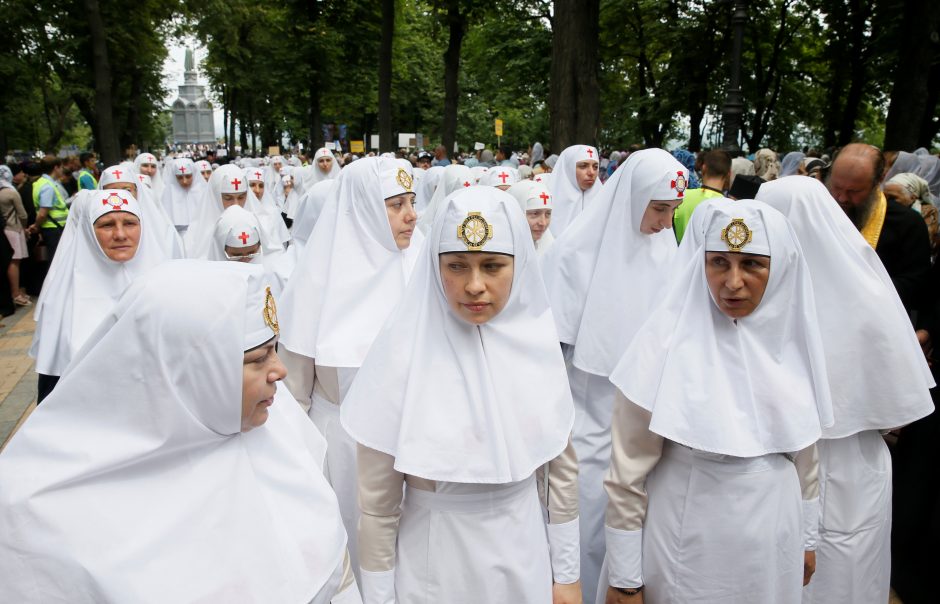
827, 143, 930, 312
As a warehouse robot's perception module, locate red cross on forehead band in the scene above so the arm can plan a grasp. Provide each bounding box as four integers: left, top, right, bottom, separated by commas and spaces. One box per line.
231, 178, 242, 191
238, 231, 250, 244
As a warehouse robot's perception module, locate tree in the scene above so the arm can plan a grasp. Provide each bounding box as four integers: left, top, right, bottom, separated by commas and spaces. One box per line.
378, 0, 395, 152
550, 0, 601, 150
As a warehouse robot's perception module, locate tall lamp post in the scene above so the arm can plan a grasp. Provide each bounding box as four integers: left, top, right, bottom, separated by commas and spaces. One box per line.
721, 0, 748, 155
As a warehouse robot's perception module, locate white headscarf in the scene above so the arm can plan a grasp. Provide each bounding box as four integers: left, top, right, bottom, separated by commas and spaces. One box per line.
133, 152, 162, 199
0, 165, 15, 191
414, 165, 444, 213
480, 166, 520, 188
3, 261, 347, 602
264, 155, 286, 194
208, 205, 264, 262
609, 201, 834, 456
417, 163, 473, 234
161, 157, 207, 228
244, 167, 291, 253
279, 156, 424, 366
269, 180, 338, 290
30, 189, 169, 376
183, 165, 272, 259
507, 178, 555, 255
548, 144, 603, 235
542, 149, 687, 374
757, 177, 934, 437
341, 188, 573, 483
98, 164, 183, 258
300, 147, 341, 190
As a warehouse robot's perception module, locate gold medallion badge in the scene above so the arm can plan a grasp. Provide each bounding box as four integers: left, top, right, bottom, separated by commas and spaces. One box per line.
396, 168, 413, 192
457, 211, 494, 251
720, 218, 753, 252
263, 286, 279, 336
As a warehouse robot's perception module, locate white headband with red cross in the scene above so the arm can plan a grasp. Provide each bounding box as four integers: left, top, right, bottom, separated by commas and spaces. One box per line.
91, 189, 141, 223
224, 224, 261, 249
220, 175, 246, 194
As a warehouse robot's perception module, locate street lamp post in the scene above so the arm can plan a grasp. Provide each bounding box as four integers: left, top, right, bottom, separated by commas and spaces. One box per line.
721, 0, 748, 155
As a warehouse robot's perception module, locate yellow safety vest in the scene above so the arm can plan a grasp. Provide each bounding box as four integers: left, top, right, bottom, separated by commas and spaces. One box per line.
32, 175, 69, 229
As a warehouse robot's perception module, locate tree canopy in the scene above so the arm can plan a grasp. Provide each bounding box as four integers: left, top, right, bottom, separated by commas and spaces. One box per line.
1, 0, 937, 162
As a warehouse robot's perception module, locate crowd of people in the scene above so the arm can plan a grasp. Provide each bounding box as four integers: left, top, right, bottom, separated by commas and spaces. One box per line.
0, 137, 938, 604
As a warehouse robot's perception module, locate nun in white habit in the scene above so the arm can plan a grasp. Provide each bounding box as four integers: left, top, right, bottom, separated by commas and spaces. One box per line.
1, 261, 361, 604
278, 156, 423, 577
98, 163, 184, 258
548, 144, 603, 236
301, 147, 342, 190
541, 148, 688, 604
508, 178, 555, 256
184, 164, 283, 259
341, 187, 581, 604
416, 163, 473, 234
413, 165, 444, 214
244, 167, 291, 253
133, 152, 162, 202
161, 157, 207, 232
601, 201, 833, 604
757, 177, 935, 604
30, 189, 169, 401
269, 179, 337, 290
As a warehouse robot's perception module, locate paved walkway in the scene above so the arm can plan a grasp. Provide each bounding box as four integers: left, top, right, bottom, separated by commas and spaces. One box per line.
0, 304, 37, 452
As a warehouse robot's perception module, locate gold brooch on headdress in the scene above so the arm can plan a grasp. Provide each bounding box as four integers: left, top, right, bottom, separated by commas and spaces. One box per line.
457, 211, 494, 251
396, 168, 413, 192
720, 218, 753, 252
263, 286, 279, 336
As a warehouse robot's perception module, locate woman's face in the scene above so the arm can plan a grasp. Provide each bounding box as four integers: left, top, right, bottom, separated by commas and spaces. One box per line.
385, 193, 418, 249
138, 163, 157, 178
883, 182, 916, 207
94, 212, 141, 262
317, 156, 333, 173
221, 192, 248, 209
439, 252, 514, 325
526, 209, 552, 241
241, 339, 286, 432
250, 180, 264, 200
639, 199, 682, 234
104, 181, 138, 198
575, 160, 599, 191
704, 252, 771, 319
200, 170, 212, 182
176, 173, 193, 189
224, 243, 261, 263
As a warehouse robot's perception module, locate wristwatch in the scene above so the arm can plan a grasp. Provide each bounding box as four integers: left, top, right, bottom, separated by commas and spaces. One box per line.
613, 585, 644, 596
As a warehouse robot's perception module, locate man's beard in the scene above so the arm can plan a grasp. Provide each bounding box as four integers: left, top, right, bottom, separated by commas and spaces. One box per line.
845, 186, 880, 230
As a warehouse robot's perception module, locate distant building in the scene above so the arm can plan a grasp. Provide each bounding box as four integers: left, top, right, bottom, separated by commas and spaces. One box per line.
171, 48, 215, 145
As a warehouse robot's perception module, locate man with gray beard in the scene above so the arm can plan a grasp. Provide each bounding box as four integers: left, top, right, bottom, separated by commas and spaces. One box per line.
827, 143, 930, 312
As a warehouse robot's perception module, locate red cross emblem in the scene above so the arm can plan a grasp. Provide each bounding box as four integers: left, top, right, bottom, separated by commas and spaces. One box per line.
102, 193, 127, 211
586, 148, 594, 158
178, 166, 187, 174
111, 169, 122, 180
463, 181, 471, 187
535, 176, 543, 182
254, 171, 262, 180
238, 231, 250, 244
498, 172, 509, 183
231, 178, 242, 191
670, 171, 688, 197
539, 192, 550, 205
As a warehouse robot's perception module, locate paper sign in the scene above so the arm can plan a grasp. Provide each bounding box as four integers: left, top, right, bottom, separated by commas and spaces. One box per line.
324, 141, 336, 150
398, 133, 416, 148
474, 142, 485, 151
370, 135, 380, 150
268, 146, 280, 156
494, 119, 503, 136
350, 140, 365, 153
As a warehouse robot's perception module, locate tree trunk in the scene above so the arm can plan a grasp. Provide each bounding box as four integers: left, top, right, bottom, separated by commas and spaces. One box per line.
306, 0, 324, 150
441, 0, 465, 157
919, 59, 940, 148
83, 0, 120, 164
884, 0, 940, 150
125, 66, 143, 151
378, 0, 394, 152
549, 0, 601, 150
222, 86, 229, 153
229, 89, 238, 157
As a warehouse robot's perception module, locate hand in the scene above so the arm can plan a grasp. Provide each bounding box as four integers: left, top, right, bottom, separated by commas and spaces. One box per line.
553, 581, 582, 604
803, 550, 816, 586
916, 329, 932, 365
605, 586, 644, 604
